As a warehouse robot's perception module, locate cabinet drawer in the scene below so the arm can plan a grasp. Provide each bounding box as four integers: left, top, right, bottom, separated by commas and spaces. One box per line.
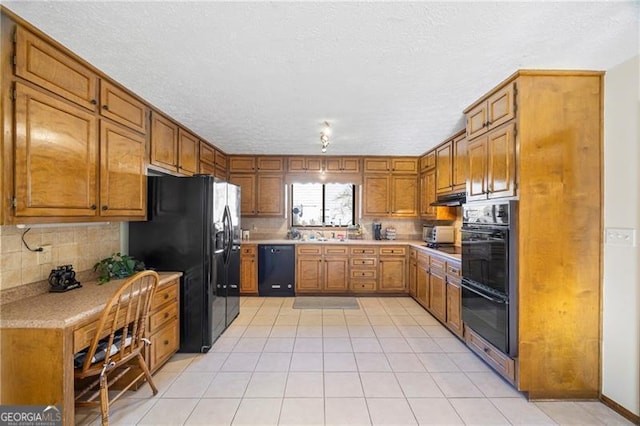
464, 326, 515, 383
351, 269, 377, 279
241, 246, 257, 256
100, 80, 147, 134
149, 302, 178, 333
324, 246, 348, 256
153, 281, 179, 307
149, 320, 179, 371
350, 281, 377, 291
350, 247, 378, 256
350, 258, 377, 267
297, 246, 322, 255
417, 252, 430, 265
430, 256, 446, 270
447, 263, 461, 278
73, 308, 129, 353
379, 247, 406, 256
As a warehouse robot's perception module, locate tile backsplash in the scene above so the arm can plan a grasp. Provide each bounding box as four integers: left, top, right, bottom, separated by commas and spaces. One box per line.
0, 223, 121, 291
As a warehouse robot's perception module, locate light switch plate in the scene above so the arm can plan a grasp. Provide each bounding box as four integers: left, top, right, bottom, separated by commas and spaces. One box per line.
605, 228, 636, 247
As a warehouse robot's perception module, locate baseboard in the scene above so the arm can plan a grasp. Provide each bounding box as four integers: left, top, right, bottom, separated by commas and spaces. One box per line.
601, 394, 640, 425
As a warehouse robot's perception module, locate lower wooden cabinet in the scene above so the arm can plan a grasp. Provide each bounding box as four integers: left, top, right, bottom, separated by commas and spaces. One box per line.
296, 245, 349, 293
349, 246, 379, 292
379, 246, 407, 292
428, 257, 447, 322
240, 245, 258, 295
416, 253, 430, 307
446, 263, 463, 337
465, 325, 515, 384
146, 278, 180, 372
408, 248, 417, 297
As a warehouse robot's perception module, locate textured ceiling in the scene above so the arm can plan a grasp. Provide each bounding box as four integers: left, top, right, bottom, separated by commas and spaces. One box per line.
3, 1, 639, 156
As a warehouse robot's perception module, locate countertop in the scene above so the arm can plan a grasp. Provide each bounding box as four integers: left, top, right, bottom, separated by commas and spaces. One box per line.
0, 271, 182, 329
242, 239, 461, 262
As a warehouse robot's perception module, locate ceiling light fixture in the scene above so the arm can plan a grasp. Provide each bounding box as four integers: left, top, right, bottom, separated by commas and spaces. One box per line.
320, 121, 331, 153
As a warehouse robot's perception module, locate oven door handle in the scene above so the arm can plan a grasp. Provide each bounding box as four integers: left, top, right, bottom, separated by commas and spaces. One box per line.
461, 282, 507, 304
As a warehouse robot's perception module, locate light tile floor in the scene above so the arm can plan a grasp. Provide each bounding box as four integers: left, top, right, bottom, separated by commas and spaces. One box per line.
76, 296, 633, 425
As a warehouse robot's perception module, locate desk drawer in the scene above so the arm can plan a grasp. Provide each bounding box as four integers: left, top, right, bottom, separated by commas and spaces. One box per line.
153, 281, 178, 307
73, 308, 129, 353
149, 302, 178, 333
149, 319, 179, 371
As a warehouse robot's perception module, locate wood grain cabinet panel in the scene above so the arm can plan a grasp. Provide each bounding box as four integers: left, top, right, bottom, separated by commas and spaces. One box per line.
420, 169, 437, 218
324, 256, 349, 292
325, 157, 361, 173
14, 82, 98, 217
150, 112, 178, 172
487, 122, 517, 199
229, 174, 256, 215
363, 175, 389, 216
99, 80, 147, 134
177, 129, 199, 176
240, 245, 258, 295
15, 27, 98, 111
256, 174, 284, 216
99, 121, 146, 218
287, 157, 321, 173
390, 175, 418, 217
257, 156, 284, 172
466, 83, 515, 140
229, 156, 256, 173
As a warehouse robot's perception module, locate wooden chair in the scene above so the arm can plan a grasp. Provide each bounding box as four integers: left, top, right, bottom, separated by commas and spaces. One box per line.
74, 270, 160, 425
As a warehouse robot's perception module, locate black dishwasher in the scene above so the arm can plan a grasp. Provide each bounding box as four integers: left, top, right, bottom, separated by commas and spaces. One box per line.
258, 244, 296, 296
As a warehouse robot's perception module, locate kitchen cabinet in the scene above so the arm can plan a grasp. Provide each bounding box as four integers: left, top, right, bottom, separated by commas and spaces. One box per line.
466, 122, 517, 201
466, 83, 515, 140
13, 83, 146, 220
428, 256, 447, 323
288, 156, 322, 173
363, 174, 418, 217
378, 246, 407, 292
240, 245, 258, 295
147, 278, 180, 372
463, 71, 603, 398
14, 26, 98, 111
150, 112, 178, 172
229, 156, 256, 173
408, 248, 417, 297
364, 157, 418, 174
177, 128, 199, 176
199, 141, 216, 176
150, 112, 199, 175
420, 150, 436, 173
416, 252, 430, 308
229, 174, 256, 215
215, 149, 228, 179
256, 174, 284, 216
419, 168, 437, 218
296, 245, 349, 293
325, 157, 361, 173
349, 246, 378, 292
257, 156, 284, 172
99, 80, 147, 134
99, 121, 146, 217
436, 130, 467, 194
445, 262, 462, 337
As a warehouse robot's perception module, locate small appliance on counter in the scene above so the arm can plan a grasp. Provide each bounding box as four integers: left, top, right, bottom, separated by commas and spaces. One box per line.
385, 227, 396, 240
373, 222, 382, 240
48, 265, 82, 292
423, 225, 455, 244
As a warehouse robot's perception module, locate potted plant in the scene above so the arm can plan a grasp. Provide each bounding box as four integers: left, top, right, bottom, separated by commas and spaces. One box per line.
93, 252, 146, 284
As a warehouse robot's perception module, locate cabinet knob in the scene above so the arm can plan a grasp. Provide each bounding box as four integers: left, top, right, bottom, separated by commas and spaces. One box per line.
164, 312, 169, 319
90, 205, 97, 210
164, 340, 170, 345
164, 293, 169, 299
102, 104, 109, 110
90, 99, 97, 105
101, 205, 108, 210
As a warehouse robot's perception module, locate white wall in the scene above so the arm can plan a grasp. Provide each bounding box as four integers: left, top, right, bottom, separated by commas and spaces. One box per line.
602, 54, 640, 416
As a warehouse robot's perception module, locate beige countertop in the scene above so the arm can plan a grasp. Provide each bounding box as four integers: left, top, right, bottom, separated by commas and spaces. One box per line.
0, 271, 182, 329
242, 239, 461, 262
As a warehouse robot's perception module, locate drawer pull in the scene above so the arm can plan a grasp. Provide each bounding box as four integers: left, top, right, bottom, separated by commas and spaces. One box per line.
164, 293, 169, 300
484, 347, 490, 353
164, 313, 170, 319
164, 340, 170, 345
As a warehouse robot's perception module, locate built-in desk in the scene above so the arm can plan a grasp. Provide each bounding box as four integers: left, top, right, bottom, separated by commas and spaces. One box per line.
0, 271, 181, 425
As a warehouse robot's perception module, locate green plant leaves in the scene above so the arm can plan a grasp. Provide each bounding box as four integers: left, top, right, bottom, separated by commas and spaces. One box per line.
93, 252, 145, 284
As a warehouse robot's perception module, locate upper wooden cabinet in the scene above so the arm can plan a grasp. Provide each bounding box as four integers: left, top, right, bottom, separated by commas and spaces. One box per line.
199, 141, 216, 167
288, 157, 321, 173
200, 141, 227, 179
229, 174, 256, 215
13, 82, 98, 218
13, 83, 145, 220
257, 156, 284, 172
364, 157, 418, 174
215, 150, 227, 178
256, 174, 284, 216
325, 157, 361, 173
14, 27, 98, 111
420, 151, 436, 172
466, 83, 516, 140
436, 130, 467, 194
150, 112, 178, 172
99, 81, 147, 134
466, 122, 516, 202
177, 129, 199, 176
420, 169, 437, 218
99, 121, 146, 217
228, 156, 256, 173
362, 175, 417, 217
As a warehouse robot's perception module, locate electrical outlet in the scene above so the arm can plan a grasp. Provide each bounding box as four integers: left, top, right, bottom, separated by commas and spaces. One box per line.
38, 245, 52, 265
605, 228, 636, 247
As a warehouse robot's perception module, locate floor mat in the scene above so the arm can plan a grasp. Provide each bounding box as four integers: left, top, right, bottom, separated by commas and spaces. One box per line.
292, 296, 360, 310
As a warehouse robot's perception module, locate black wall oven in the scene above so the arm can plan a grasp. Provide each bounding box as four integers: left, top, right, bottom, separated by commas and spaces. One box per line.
461, 201, 517, 358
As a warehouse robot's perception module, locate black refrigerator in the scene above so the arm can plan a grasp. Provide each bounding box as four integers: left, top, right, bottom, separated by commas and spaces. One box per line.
129, 175, 240, 353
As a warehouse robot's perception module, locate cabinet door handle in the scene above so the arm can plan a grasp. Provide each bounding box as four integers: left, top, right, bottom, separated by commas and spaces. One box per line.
90, 99, 97, 105
101, 205, 108, 210
90, 205, 97, 210
102, 104, 109, 110
164, 293, 169, 299
164, 312, 169, 319
164, 340, 170, 345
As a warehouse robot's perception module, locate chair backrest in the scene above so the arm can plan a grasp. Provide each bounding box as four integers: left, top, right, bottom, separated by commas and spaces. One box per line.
78, 270, 159, 373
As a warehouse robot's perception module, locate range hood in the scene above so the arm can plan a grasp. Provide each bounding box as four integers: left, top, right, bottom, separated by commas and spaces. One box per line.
430, 191, 466, 207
